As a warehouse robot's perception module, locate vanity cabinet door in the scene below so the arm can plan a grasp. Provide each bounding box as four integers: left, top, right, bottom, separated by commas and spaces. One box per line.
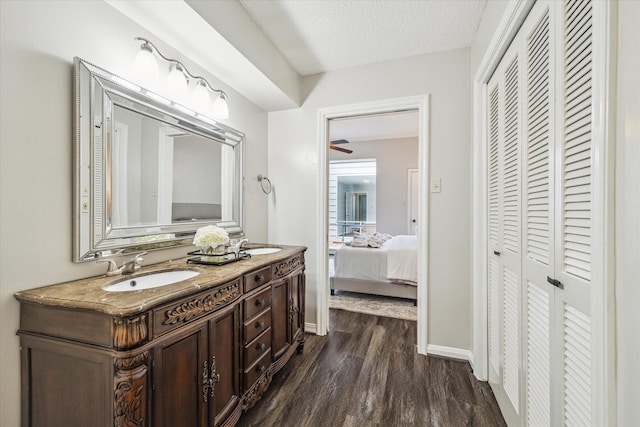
153, 323, 208, 427
209, 303, 241, 427
271, 278, 290, 362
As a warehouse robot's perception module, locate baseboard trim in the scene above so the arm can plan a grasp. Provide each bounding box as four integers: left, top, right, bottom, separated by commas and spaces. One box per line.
427, 344, 473, 363
304, 322, 317, 334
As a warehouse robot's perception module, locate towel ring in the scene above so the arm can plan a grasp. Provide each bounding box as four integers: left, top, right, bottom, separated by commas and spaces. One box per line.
257, 174, 272, 194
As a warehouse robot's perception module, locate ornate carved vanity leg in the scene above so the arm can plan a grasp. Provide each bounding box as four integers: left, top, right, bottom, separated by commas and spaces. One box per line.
114, 352, 149, 427
243, 370, 273, 411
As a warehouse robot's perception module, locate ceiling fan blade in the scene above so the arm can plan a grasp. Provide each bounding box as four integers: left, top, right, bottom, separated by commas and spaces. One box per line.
330, 145, 353, 154
330, 139, 349, 145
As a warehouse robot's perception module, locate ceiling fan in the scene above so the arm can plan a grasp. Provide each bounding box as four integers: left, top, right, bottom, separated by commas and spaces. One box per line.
329, 139, 353, 154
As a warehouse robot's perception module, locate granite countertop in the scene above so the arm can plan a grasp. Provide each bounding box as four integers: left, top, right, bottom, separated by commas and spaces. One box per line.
15, 244, 306, 317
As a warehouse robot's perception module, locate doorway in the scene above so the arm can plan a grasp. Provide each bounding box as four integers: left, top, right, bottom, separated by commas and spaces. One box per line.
315, 95, 430, 354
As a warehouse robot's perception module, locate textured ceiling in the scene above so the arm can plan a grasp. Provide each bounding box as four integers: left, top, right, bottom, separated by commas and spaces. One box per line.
240, 0, 487, 76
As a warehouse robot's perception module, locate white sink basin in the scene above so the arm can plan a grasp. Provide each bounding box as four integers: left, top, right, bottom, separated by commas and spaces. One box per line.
244, 247, 282, 256
104, 270, 200, 292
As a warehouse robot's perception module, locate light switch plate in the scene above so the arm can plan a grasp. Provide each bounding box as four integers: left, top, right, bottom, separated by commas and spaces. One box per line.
431, 178, 442, 193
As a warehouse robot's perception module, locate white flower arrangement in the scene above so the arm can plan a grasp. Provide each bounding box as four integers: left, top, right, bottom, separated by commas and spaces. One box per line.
193, 225, 229, 253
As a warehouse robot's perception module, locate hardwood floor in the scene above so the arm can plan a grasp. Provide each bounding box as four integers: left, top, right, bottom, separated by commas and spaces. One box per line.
238, 309, 506, 427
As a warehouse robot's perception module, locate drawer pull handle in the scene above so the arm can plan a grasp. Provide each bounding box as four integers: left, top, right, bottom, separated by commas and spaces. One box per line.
258, 342, 266, 351
255, 274, 265, 283
255, 299, 266, 308
256, 321, 265, 329
257, 365, 265, 373
493, 250, 501, 256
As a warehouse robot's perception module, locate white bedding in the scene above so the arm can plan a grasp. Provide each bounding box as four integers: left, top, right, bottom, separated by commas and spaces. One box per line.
334, 235, 418, 284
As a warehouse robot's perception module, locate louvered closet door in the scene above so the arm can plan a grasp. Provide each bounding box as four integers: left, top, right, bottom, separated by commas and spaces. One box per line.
487, 69, 503, 390
521, 2, 555, 427
486, 1, 597, 425
552, 0, 594, 424
487, 39, 523, 427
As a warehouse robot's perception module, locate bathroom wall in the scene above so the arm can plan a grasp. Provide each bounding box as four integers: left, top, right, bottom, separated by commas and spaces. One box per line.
268, 48, 472, 351
0, 2, 269, 425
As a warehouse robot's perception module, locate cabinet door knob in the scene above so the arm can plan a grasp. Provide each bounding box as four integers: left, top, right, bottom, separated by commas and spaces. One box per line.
256, 321, 265, 329
257, 365, 265, 373
493, 250, 501, 256
256, 299, 266, 308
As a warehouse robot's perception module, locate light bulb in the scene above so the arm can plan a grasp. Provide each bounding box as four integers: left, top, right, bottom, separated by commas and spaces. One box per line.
167, 63, 188, 102
211, 93, 229, 119
133, 44, 159, 86
192, 80, 210, 113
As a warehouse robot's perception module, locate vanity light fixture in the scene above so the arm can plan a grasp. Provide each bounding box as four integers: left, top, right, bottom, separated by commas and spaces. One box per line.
133, 36, 229, 119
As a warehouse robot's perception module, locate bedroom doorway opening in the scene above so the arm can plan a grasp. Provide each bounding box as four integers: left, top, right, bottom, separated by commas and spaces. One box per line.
316, 95, 430, 354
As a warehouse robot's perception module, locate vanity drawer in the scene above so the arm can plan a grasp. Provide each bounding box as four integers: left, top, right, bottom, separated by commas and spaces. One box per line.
153, 279, 241, 337
244, 287, 271, 320
244, 350, 272, 390
244, 328, 271, 368
243, 266, 272, 293
243, 308, 271, 344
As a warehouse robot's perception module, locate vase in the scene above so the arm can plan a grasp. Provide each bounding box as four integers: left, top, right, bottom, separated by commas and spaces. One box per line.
202, 245, 226, 255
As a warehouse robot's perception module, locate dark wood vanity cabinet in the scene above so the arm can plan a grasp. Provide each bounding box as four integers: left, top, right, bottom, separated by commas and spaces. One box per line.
153, 303, 241, 427
16, 249, 305, 427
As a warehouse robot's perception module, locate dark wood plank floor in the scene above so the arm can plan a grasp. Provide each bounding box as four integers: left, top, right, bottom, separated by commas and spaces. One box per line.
238, 309, 506, 427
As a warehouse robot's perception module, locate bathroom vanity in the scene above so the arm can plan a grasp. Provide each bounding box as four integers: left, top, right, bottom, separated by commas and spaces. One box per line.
15, 245, 306, 427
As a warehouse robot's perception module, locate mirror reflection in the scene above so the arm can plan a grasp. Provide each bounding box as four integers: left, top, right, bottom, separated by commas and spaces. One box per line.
110, 105, 234, 228
328, 159, 377, 243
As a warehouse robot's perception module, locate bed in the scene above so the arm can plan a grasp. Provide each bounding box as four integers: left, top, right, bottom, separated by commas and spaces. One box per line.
330, 234, 418, 303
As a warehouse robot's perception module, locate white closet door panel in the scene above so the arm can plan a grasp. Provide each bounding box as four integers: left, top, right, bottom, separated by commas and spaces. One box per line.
502, 57, 521, 256
562, 303, 592, 426
499, 41, 523, 421
521, 4, 555, 426
526, 281, 551, 427
524, 5, 553, 267
558, 0, 593, 284
556, 1, 594, 425
489, 256, 501, 376
488, 84, 502, 250
503, 266, 520, 413
487, 72, 503, 386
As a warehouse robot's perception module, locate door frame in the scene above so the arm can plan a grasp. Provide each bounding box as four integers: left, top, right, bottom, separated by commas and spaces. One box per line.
316, 95, 430, 354
471, 0, 616, 424
407, 168, 418, 235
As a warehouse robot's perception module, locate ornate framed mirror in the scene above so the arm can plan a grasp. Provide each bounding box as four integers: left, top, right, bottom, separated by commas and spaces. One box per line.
73, 57, 244, 262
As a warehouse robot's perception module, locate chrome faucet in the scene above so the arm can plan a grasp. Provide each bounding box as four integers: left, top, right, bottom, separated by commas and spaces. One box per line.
97, 252, 147, 276
121, 252, 147, 274
229, 238, 249, 257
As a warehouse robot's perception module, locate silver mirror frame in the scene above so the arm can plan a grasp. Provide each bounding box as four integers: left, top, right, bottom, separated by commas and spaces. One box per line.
73, 57, 245, 262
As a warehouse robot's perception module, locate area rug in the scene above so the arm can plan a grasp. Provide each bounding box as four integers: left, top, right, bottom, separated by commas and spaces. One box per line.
329, 290, 417, 321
